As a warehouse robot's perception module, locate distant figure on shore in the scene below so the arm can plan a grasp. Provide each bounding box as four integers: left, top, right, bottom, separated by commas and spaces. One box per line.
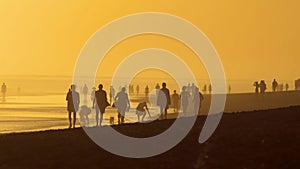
66, 85, 80, 129
155, 83, 160, 90
93, 84, 109, 126
78, 105, 91, 127
171, 90, 180, 113
228, 85, 232, 94
198, 91, 204, 112
259, 80, 267, 93
208, 84, 212, 94
109, 85, 115, 105
145, 85, 149, 98
285, 83, 289, 91
202, 84, 207, 94
1, 83, 7, 102
295, 79, 300, 90
272, 79, 278, 92
157, 82, 171, 119
129, 84, 133, 95
115, 87, 130, 124
155, 83, 161, 105
136, 101, 151, 122
180, 86, 189, 115
82, 84, 88, 97
136, 85, 140, 96
91, 87, 96, 106
192, 87, 201, 115
253, 81, 259, 94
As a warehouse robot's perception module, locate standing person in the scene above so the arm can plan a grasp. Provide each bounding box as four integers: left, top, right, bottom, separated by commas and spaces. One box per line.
157, 82, 171, 119
66, 85, 80, 129
171, 90, 180, 113
114, 87, 130, 124
259, 80, 267, 94
285, 83, 289, 91
90, 87, 96, 106
208, 84, 212, 94
202, 84, 207, 94
145, 85, 150, 98
272, 79, 278, 92
136, 85, 140, 96
1, 83, 7, 102
93, 84, 109, 126
180, 86, 189, 116
136, 101, 151, 122
82, 84, 88, 105
228, 85, 232, 94
253, 81, 259, 94
109, 85, 115, 105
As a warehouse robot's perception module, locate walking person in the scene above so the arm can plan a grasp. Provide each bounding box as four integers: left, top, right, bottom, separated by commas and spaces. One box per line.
157, 82, 171, 119
114, 87, 130, 124
253, 81, 259, 94
109, 85, 115, 105
171, 90, 180, 113
145, 85, 149, 98
180, 86, 189, 116
259, 80, 267, 94
93, 84, 109, 126
66, 85, 80, 129
1, 82, 7, 102
272, 79, 278, 92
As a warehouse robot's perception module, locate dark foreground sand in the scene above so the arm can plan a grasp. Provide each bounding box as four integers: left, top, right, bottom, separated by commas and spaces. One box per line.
0, 106, 300, 169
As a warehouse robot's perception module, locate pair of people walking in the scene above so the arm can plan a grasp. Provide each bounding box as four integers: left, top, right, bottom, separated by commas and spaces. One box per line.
66, 84, 110, 128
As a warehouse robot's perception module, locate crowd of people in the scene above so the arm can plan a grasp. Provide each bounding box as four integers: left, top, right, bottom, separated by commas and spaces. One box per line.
253, 78, 291, 94
65, 82, 204, 128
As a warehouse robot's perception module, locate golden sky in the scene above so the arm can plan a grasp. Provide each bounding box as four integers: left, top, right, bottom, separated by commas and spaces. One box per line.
0, 0, 299, 81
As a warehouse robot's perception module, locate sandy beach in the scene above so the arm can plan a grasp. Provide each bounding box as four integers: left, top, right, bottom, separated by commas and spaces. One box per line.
0, 106, 299, 169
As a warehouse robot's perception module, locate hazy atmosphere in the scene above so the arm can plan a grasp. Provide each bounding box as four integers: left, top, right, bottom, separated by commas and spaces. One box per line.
0, 1, 299, 81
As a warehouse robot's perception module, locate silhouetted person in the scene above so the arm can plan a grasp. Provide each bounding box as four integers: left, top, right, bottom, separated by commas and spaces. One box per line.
180, 86, 189, 115
136, 101, 151, 122
253, 81, 259, 94
136, 85, 140, 96
78, 105, 91, 127
93, 84, 109, 126
208, 84, 212, 94
228, 85, 232, 94
192, 87, 201, 115
1, 82, 7, 102
172, 90, 180, 113
109, 85, 115, 105
66, 85, 80, 129
295, 79, 300, 90
82, 84, 88, 105
202, 84, 207, 94
129, 84, 134, 95
199, 92, 204, 113
285, 83, 289, 91
115, 87, 130, 124
259, 80, 267, 93
91, 87, 96, 106
145, 85, 149, 98
155, 83, 160, 90
157, 82, 171, 119
272, 79, 278, 92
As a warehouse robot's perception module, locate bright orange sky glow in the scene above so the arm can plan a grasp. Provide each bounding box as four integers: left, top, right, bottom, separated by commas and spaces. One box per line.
0, 0, 299, 81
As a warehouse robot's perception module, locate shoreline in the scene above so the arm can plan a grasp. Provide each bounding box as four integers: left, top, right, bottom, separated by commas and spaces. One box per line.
1, 105, 299, 136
